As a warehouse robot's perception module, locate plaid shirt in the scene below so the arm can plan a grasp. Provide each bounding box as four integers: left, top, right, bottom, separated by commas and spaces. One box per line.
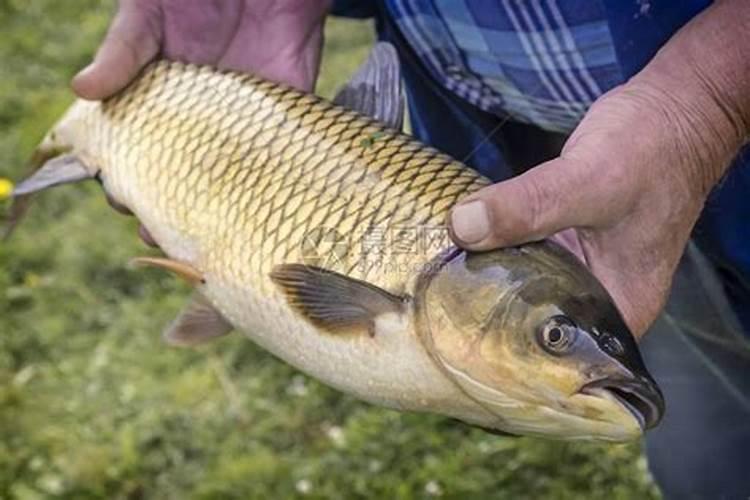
369, 0, 711, 133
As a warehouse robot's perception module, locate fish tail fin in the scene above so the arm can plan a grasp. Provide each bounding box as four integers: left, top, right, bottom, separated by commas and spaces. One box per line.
4, 100, 96, 239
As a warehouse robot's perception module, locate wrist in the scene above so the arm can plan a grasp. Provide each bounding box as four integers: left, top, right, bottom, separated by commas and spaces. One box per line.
619, 76, 736, 202
626, 0, 749, 197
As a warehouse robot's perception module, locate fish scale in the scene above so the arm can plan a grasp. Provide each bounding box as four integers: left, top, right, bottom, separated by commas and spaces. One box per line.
11, 51, 666, 440
91, 61, 487, 297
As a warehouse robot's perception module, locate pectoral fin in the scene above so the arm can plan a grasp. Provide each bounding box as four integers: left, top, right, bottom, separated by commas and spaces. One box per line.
165, 293, 233, 347
333, 42, 404, 130
130, 256, 204, 285
270, 264, 407, 336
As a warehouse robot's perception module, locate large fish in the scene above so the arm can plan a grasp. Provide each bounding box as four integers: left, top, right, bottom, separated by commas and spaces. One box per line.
9, 43, 663, 441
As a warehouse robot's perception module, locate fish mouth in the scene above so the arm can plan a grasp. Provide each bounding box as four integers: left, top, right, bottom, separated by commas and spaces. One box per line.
580, 377, 664, 430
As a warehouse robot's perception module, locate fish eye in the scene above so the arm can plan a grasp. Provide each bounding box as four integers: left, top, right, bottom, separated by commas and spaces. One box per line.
538, 315, 578, 354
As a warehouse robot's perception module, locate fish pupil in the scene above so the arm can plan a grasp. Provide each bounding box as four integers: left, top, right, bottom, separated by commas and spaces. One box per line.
548, 327, 563, 344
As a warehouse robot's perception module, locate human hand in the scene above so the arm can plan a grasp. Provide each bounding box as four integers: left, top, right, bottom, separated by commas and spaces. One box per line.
448, 0, 750, 338
447, 88, 699, 337
72, 0, 330, 99
449, 77, 747, 340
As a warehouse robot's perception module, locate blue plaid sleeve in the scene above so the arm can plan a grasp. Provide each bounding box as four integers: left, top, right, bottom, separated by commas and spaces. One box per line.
384, 0, 625, 132
333, 0, 712, 132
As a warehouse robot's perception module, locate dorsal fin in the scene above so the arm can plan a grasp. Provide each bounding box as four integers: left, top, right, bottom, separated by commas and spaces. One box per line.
333, 42, 404, 130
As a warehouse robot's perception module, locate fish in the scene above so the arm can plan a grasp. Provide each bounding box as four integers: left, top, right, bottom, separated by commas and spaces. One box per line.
8, 42, 664, 441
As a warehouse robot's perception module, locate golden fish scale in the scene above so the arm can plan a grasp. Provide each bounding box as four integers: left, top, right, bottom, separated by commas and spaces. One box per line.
91, 61, 489, 293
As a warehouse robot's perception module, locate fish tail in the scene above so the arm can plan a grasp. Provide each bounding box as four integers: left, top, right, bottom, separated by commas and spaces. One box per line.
3, 101, 92, 239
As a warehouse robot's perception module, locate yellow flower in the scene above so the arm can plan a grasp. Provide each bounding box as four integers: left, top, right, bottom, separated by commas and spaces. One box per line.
0, 177, 14, 200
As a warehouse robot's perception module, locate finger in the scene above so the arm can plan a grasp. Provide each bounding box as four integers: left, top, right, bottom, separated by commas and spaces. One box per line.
216, 5, 325, 91
595, 265, 668, 339
549, 228, 587, 264
448, 157, 606, 251
72, 0, 161, 100
160, 0, 242, 65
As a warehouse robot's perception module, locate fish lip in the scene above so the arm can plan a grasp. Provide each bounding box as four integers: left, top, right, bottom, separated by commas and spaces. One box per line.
580, 377, 665, 430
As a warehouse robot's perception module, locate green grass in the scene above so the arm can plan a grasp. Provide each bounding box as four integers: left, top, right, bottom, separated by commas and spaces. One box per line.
0, 1, 660, 498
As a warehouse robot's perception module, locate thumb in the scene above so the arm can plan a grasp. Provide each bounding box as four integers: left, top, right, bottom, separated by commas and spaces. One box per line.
72, 0, 162, 100
448, 157, 601, 250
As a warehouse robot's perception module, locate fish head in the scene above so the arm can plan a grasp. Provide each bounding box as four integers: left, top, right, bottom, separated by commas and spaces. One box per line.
415, 242, 664, 441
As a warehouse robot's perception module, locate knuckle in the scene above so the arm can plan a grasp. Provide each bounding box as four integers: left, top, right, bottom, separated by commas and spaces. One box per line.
516, 176, 554, 239
524, 180, 547, 236
484, 178, 549, 246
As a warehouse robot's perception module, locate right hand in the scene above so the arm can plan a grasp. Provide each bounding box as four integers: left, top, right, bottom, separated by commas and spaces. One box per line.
76, 0, 330, 245
72, 0, 330, 100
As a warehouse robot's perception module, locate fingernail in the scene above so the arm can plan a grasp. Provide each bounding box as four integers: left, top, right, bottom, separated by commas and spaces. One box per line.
451, 200, 490, 244
71, 64, 97, 98
73, 63, 94, 81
